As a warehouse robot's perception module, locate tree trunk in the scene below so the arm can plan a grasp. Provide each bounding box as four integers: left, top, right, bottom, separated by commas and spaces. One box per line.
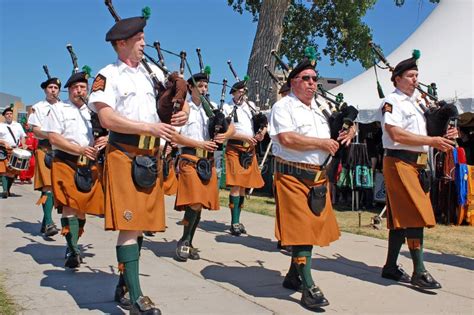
246, 0, 290, 110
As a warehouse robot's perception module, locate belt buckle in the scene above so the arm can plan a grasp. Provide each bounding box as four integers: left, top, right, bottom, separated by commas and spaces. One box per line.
416, 153, 428, 165
243, 142, 250, 148
138, 135, 155, 150
196, 148, 207, 158
77, 155, 89, 166
313, 169, 325, 182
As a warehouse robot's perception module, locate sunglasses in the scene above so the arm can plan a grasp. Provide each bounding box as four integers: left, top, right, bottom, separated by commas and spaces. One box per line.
296, 75, 318, 82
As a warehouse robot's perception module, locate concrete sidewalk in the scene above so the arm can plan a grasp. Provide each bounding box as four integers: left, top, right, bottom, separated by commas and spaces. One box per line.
1, 183, 473, 314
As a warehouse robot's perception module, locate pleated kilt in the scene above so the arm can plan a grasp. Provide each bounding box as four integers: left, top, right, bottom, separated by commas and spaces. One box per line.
383, 156, 435, 229
274, 158, 340, 247
163, 156, 178, 196
225, 143, 264, 188
51, 158, 104, 216
0, 159, 7, 174
175, 153, 220, 211
34, 148, 52, 190
103, 143, 165, 232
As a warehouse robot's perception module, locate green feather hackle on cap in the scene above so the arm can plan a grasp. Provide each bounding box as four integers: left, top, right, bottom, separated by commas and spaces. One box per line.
82, 65, 92, 78
412, 49, 421, 60
9, 103, 14, 109
204, 65, 211, 76
243, 75, 250, 82
142, 6, 151, 20
304, 46, 317, 62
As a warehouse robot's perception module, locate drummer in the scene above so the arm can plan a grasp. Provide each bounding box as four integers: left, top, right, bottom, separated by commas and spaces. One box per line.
0, 107, 26, 198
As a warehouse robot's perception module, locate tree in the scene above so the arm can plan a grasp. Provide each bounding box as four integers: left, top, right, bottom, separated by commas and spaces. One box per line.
228, 0, 439, 106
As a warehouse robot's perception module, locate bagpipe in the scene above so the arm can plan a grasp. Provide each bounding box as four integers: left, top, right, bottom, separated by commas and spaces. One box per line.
369, 42, 459, 137
104, 0, 187, 125
227, 60, 268, 136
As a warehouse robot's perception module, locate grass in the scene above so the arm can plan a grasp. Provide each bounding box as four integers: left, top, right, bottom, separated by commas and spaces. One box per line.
0, 274, 18, 315
219, 189, 474, 258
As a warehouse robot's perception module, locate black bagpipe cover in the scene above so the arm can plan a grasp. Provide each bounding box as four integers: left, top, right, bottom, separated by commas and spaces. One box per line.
424, 101, 458, 136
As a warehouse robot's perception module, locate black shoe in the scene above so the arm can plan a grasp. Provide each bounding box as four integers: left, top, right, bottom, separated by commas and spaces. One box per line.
188, 247, 200, 260
174, 240, 190, 262
65, 247, 83, 263
64, 252, 81, 268
2, 192, 7, 199
144, 231, 155, 237
381, 265, 411, 283
130, 296, 161, 315
230, 223, 241, 236
40, 225, 46, 234
238, 223, 247, 234
301, 285, 329, 309
44, 224, 59, 237
282, 272, 303, 292
411, 271, 442, 290
114, 285, 131, 310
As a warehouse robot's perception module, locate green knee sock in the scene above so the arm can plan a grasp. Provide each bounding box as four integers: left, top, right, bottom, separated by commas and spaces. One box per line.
42, 192, 54, 226
1, 176, 7, 193
137, 236, 144, 253
229, 195, 241, 225
116, 244, 142, 304
292, 245, 314, 289
78, 218, 86, 238
61, 217, 79, 254
6, 177, 13, 193
181, 207, 199, 242
239, 195, 245, 209
385, 229, 405, 268
189, 212, 201, 247
406, 228, 425, 274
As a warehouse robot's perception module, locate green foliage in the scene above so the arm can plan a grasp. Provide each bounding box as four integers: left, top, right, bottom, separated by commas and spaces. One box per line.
141, 6, 151, 20
412, 49, 421, 60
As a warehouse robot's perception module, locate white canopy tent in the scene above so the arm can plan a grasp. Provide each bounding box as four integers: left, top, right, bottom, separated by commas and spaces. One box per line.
330, 0, 473, 123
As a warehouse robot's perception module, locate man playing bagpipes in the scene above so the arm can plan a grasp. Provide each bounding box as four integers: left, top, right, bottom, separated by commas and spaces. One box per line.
173, 72, 234, 262
42, 69, 107, 269
0, 107, 26, 198
269, 51, 355, 310
222, 78, 265, 236
28, 74, 62, 237
380, 50, 457, 290
89, 3, 189, 313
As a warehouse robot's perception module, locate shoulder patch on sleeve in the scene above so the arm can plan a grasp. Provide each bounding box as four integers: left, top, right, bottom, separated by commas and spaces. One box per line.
91, 74, 107, 93
382, 102, 393, 115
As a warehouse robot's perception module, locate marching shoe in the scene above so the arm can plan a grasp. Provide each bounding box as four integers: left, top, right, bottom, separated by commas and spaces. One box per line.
64, 252, 81, 269
130, 296, 161, 315
143, 231, 155, 237
174, 240, 190, 262
114, 285, 131, 310
188, 246, 200, 260
44, 223, 59, 237
411, 271, 442, 289
381, 265, 411, 283
230, 223, 242, 236
282, 271, 303, 292
238, 223, 247, 234
301, 285, 330, 309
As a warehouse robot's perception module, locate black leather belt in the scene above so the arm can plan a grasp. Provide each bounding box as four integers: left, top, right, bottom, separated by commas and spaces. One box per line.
181, 147, 214, 159
228, 139, 246, 146
53, 150, 79, 163
385, 149, 428, 166
38, 139, 50, 147
109, 131, 159, 149
275, 160, 325, 182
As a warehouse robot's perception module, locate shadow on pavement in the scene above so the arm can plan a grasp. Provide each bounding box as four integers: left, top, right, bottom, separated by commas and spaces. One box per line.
6, 217, 45, 238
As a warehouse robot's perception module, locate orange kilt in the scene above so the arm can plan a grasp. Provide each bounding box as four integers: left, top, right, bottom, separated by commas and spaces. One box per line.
225, 144, 264, 188
34, 148, 52, 190
163, 156, 178, 196
51, 158, 104, 216
383, 156, 435, 229
0, 149, 20, 177
274, 160, 340, 247
0, 159, 7, 174
103, 143, 165, 232
175, 153, 219, 210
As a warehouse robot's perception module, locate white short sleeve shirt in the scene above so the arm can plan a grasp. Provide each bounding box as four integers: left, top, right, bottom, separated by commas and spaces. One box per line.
0, 121, 26, 147
269, 93, 331, 165
28, 100, 57, 139
179, 100, 210, 146
222, 99, 254, 137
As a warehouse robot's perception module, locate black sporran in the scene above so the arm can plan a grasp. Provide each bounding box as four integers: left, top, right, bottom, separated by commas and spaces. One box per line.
418, 168, 431, 193
196, 158, 212, 182
307, 185, 327, 216
239, 151, 253, 169
74, 166, 93, 193
44, 151, 53, 169
132, 155, 158, 189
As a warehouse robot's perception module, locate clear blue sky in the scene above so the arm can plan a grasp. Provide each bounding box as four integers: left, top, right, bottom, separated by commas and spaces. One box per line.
0, 0, 437, 106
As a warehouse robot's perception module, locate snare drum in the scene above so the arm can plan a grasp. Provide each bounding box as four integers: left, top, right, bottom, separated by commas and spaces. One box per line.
8, 148, 32, 171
